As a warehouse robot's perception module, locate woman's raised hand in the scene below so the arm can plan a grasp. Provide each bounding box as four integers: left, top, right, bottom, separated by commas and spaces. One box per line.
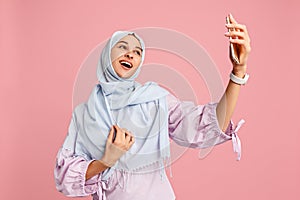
100, 125, 135, 167
225, 14, 251, 77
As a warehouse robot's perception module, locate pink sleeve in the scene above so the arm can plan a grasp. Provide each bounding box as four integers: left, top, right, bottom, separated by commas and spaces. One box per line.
54, 148, 102, 197
167, 94, 244, 160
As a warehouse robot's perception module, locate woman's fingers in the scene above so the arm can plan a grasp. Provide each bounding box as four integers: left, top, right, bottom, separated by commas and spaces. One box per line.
128, 135, 135, 148
229, 36, 251, 52
226, 15, 251, 48
113, 124, 121, 133
226, 23, 248, 34
225, 31, 246, 40
113, 125, 125, 143
229, 38, 246, 46
225, 14, 251, 67
111, 125, 135, 151
229, 13, 237, 24
107, 126, 115, 143
124, 131, 134, 148
125, 133, 131, 143
226, 14, 248, 35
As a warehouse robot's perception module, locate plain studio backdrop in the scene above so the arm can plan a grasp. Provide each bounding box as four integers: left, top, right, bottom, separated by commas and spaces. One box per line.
1, 0, 299, 200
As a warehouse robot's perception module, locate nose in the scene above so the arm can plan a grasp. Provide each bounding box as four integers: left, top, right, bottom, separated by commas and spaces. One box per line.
124, 52, 134, 59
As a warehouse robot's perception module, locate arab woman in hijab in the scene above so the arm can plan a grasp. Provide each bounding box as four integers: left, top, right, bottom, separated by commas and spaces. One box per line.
54, 14, 251, 200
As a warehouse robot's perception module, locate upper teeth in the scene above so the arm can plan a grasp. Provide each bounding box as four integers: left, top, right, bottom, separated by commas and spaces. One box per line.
120, 61, 132, 67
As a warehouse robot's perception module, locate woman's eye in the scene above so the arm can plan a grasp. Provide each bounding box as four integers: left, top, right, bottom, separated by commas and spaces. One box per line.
134, 50, 141, 56
119, 45, 127, 50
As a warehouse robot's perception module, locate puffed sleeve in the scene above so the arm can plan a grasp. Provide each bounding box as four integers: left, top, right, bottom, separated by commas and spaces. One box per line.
54, 112, 106, 197
54, 148, 101, 196
167, 93, 244, 160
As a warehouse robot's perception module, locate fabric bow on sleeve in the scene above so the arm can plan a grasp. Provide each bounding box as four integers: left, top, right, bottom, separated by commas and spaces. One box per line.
231, 119, 245, 161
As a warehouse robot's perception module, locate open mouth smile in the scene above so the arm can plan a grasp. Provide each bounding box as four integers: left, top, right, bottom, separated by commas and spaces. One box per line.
119, 60, 133, 69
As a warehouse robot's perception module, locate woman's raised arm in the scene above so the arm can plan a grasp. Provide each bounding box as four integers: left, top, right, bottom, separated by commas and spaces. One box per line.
216, 14, 251, 132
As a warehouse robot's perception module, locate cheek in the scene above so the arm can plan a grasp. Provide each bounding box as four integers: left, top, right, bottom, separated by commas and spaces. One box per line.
112, 60, 119, 69
110, 49, 123, 63
134, 57, 142, 68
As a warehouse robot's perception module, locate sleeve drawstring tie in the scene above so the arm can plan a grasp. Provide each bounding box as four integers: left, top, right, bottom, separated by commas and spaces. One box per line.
232, 119, 245, 161
97, 179, 109, 200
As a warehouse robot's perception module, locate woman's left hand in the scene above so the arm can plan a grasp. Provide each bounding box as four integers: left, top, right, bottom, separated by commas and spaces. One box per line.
225, 14, 251, 78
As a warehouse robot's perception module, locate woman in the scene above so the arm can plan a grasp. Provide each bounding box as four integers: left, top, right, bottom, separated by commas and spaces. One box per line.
54, 14, 251, 200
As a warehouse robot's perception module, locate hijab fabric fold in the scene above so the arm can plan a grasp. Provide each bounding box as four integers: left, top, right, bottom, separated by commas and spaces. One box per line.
63, 31, 171, 180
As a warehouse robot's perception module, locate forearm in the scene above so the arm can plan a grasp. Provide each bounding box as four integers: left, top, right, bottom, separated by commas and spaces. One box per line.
216, 71, 244, 132
85, 160, 109, 180
217, 14, 251, 132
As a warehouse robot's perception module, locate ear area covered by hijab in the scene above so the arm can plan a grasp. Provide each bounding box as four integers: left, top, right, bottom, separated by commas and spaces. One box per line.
63, 31, 171, 180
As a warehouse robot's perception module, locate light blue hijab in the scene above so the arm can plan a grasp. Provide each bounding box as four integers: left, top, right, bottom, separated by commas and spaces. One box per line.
63, 31, 170, 180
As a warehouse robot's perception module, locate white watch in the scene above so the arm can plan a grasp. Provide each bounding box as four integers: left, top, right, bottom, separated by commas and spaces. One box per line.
230, 72, 249, 85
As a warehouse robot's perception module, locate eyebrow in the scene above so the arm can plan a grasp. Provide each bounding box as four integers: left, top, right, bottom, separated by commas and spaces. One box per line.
117, 41, 143, 52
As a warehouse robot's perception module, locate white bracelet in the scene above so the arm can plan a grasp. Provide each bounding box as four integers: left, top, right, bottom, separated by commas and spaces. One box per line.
230, 72, 249, 85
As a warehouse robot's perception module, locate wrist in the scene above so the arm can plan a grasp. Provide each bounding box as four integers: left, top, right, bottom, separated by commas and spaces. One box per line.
230, 71, 249, 85
98, 159, 112, 168
86, 160, 110, 180
232, 65, 247, 78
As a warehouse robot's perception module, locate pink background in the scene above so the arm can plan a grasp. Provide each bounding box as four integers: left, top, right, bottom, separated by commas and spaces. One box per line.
1, 0, 300, 200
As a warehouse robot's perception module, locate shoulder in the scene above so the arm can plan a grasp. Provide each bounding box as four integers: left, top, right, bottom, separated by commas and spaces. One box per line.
144, 81, 169, 95
72, 103, 87, 118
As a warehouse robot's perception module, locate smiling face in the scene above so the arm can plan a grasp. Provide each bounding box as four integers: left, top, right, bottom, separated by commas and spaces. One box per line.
110, 34, 143, 79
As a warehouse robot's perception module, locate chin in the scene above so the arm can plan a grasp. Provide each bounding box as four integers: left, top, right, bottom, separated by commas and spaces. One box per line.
116, 71, 131, 79
121, 73, 133, 79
